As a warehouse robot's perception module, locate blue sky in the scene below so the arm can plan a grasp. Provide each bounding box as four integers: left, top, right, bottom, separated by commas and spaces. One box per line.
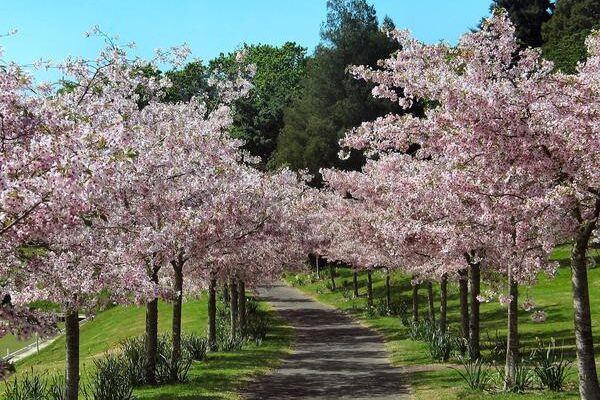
1, 0, 490, 81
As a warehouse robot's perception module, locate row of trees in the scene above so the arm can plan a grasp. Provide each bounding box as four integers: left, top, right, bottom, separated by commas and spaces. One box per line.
0, 36, 318, 398
311, 11, 600, 400
1, 1, 599, 399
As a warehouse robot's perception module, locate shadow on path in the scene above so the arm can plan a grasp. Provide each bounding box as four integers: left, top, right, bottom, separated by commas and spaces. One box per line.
241, 283, 411, 400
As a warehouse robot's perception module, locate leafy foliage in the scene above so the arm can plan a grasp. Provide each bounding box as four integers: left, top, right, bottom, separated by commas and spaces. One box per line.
271, 0, 407, 182
491, 0, 554, 47
210, 43, 307, 164
452, 357, 493, 391
532, 340, 574, 391
83, 354, 135, 400
542, 0, 600, 73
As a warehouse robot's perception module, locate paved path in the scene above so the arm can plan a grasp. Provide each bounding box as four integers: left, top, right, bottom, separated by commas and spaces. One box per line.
241, 283, 410, 400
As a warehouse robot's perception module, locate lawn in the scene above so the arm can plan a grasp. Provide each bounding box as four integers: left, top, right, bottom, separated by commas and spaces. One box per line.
0, 334, 37, 358
285, 243, 600, 399
5, 296, 293, 399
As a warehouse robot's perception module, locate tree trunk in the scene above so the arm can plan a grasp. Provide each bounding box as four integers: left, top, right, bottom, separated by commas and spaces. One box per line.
65, 310, 79, 400
504, 273, 519, 390
439, 274, 448, 334
353, 271, 359, 298
459, 269, 470, 344
208, 278, 217, 351
316, 255, 320, 279
170, 256, 184, 381
223, 283, 230, 305
229, 278, 239, 338
385, 269, 391, 309
469, 261, 481, 359
412, 279, 419, 323
572, 205, 600, 400
426, 281, 435, 324
367, 270, 373, 310
145, 266, 160, 384
238, 280, 246, 336
329, 263, 336, 291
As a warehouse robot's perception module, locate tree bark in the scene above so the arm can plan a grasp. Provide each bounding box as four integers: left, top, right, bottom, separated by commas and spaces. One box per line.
223, 283, 230, 305
571, 203, 600, 400
145, 265, 160, 384
439, 274, 448, 334
329, 263, 336, 291
170, 255, 184, 381
385, 269, 391, 309
353, 271, 359, 297
426, 281, 435, 324
316, 255, 320, 279
412, 278, 419, 323
459, 269, 470, 344
208, 278, 217, 351
504, 273, 519, 390
367, 270, 374, 309
229, 278, 239, 338
238, 280, 246, 336
469, 261, 481, 359
65, 310, 79, 400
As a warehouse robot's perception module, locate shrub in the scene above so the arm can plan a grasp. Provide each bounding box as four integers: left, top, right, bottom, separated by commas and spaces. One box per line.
83, 354, 135, 400
292, 274, 305, 286
47, 374, 66, 400
245, 297, 259, 316
215, 305, 233, 350
4, 371, 47, 400
218, 336, 245, 352
451, 356, 492, 391
532, 340, 573, 391
496, 361, 535, 393
154, 334, 193, 383
246, 313, 270, 345
407, 319, 436, 342
119, 336, 146, 386
182, 334, 208, 361
426, 330, 454, 362
374, 299, 390, 317
482, 330, 506, 362
453, 336, 469, 357
119, 334, 195, 385
397, 301, 411, 327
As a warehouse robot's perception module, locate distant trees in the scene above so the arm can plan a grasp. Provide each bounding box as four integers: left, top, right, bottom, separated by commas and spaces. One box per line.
210, 43, 307, 165
271, 0, 403, 182
490, 0, 554, 47
542, 0, 600, 73
489, 0, 600, 74
164, 43, 306, 166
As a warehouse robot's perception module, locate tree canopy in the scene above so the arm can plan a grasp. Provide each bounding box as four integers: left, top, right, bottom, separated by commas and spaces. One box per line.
490, 0, 554, 47
270, 0, 403, 182
542, 0, 600, 73
209, 43, 307, 165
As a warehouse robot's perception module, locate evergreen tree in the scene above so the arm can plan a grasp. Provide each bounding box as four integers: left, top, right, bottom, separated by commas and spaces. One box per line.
271, 0, 402, 182
542, 0, 600, 73
210, 43, 307, 164
490, 0, 554, 48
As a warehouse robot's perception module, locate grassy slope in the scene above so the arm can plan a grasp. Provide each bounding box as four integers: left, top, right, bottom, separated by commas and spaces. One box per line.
286, 244, 600, 399
0, 335, 37, 357
7, 297, 293, 400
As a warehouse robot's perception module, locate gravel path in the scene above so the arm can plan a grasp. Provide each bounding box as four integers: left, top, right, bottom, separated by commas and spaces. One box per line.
241, 283, 411, 400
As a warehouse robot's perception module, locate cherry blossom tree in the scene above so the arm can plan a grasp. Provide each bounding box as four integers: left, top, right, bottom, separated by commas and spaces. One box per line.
340, 11, 600, 397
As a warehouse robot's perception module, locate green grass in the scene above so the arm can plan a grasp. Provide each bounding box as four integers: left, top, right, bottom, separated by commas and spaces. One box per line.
5, 297, 293, 399
285, 243, 600, 399
0, 334, 38, 357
